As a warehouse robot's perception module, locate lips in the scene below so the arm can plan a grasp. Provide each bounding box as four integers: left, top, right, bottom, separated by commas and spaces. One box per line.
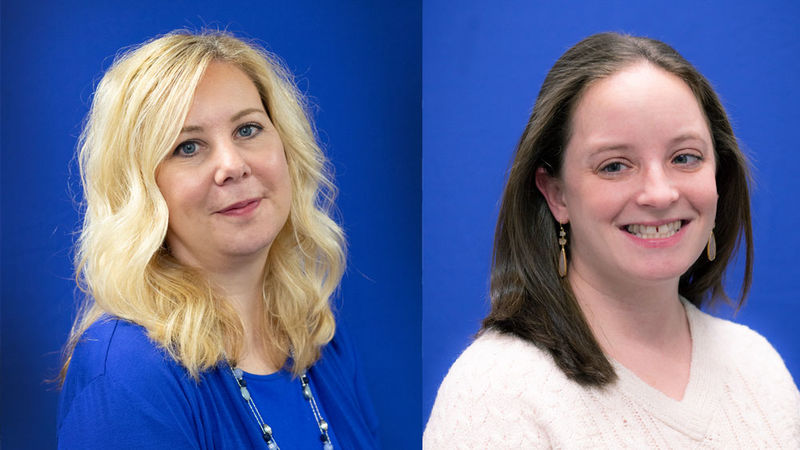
624, 220, 685, 239
217, 198, 261, 215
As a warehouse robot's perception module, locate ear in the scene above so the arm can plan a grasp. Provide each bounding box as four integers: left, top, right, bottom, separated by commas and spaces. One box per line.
535, 167, 569, 224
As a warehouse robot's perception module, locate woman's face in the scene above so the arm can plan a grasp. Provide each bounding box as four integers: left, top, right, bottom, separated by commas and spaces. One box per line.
156, 61, 292, 272
538, 62, 717, 287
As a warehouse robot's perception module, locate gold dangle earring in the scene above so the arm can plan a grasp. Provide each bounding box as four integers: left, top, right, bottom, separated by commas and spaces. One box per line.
558, 224, 568, 277
706, 229, 716, 261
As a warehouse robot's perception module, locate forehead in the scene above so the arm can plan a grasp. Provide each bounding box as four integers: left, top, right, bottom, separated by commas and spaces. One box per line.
566, 63, 712, 152
187, 61, 264, 116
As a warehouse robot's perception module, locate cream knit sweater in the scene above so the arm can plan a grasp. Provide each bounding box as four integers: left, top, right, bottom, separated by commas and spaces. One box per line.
424, 302, 800, 448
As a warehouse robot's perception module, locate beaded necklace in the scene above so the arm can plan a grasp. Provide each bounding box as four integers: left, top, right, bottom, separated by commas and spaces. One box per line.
230, 365, 333, 449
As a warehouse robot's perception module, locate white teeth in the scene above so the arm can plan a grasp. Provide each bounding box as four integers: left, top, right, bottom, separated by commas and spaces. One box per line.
625, 220, 682, 239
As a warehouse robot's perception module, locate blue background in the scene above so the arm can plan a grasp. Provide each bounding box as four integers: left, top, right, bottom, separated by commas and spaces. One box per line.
3, 0, 799, 447
0, 1, 420, 449
422, 1, 800, 426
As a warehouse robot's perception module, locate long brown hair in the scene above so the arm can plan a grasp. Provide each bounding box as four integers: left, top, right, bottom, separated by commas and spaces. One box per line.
482, 32, 753, 386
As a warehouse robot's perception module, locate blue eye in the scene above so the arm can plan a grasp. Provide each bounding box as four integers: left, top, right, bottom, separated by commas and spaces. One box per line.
174, 141, 198, 157
673, 153, 702, 165
237, 124, 262, 138
600, 162, 626, 173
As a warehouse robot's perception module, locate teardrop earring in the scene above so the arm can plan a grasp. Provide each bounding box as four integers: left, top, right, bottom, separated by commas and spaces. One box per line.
707, 229, 716, 261
558, 224, 568, 278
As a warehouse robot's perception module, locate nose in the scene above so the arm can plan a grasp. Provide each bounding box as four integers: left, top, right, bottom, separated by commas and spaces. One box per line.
213, 143, 251, 185
636, 165, 679, 208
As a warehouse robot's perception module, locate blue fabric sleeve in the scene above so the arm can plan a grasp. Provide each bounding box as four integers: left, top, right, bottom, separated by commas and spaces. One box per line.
57, 319, 202, 449
58, 374, 199, 449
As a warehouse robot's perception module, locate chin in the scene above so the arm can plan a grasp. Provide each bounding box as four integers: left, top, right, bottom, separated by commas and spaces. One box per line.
625, 261, 694, 283
623, 245, 704, 274
221, 236, 276, 259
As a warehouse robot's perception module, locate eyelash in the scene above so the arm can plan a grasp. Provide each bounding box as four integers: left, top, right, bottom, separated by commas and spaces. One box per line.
172, 122, 265, 157
598, 153, 703, 175
236, 122, 264, 138
672, 153, 703, 165
173, 141, 199, 157
599, 161, 628, 174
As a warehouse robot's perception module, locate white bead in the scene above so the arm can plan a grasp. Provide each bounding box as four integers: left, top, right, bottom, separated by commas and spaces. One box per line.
240, 386, 251, 401
319, 420, 328, 431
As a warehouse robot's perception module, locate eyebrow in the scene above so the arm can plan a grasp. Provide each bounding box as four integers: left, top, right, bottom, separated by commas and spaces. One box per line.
180, 108, 268, 133
587, 132, 709, 155
587, 144, 631, 156
670, 132, 708, 146
230, 107, 267, 123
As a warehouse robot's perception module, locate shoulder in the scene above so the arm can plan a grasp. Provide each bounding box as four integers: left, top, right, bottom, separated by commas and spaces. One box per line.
58, 317, 201, 448
687, 302, 794, 377
424, 330, 559, 447
63, 317, 185, 391
435, 329, 563, 396
319, 321, 359, 371
688, 303, 800, 430
311, 320, 363, 386
309, 321, 380, 448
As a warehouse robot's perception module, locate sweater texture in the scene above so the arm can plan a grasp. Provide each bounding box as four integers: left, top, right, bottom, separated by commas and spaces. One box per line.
424, 302, 800, 448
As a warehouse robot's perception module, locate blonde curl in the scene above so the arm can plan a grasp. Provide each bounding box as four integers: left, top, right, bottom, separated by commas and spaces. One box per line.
60, 30, 344, 383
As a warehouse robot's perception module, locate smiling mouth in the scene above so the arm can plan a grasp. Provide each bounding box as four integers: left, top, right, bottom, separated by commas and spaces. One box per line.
624, 220, 684, 239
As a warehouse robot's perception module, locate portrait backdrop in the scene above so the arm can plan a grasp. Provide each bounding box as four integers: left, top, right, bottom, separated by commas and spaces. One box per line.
0, 1, 420, 449
422, 1, 800, 425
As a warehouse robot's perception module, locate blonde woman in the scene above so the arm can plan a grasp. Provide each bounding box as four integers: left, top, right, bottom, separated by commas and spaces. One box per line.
57, 31, 378, 449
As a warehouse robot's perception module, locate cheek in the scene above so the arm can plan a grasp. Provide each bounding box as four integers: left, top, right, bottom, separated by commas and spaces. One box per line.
273, 152, 290, 184
692, 183, 718, 222
564, 178, 627, 223
261, 149, 292, 197
156, 169, 208, 218
684, 168, 718, 216
277, 166, 293, 213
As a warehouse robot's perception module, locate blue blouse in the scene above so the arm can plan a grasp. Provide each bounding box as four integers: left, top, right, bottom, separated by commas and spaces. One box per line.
57, 318, 380, 449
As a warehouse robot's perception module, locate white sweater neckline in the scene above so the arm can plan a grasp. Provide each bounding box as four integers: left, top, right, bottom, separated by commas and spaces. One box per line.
603, 300, 723, 439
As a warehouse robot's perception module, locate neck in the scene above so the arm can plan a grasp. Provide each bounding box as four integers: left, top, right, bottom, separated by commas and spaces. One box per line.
567, 259, 688, 355
202, 256, 284, 375
205, 258, 266, 326
568, 259, 693, 400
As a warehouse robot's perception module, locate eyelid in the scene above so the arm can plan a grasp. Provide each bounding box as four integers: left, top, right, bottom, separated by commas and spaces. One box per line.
173, 139, 202, 157
171, 122, 264, 157
596, 158, 631, 174
236, 122, 264, 135
672, 151, 704, 164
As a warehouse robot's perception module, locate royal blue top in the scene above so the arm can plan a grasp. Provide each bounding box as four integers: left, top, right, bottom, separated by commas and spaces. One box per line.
57, 318, 380, 449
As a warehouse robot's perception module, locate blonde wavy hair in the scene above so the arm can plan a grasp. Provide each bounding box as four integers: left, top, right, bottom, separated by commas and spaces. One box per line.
59, 30, 345, 382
